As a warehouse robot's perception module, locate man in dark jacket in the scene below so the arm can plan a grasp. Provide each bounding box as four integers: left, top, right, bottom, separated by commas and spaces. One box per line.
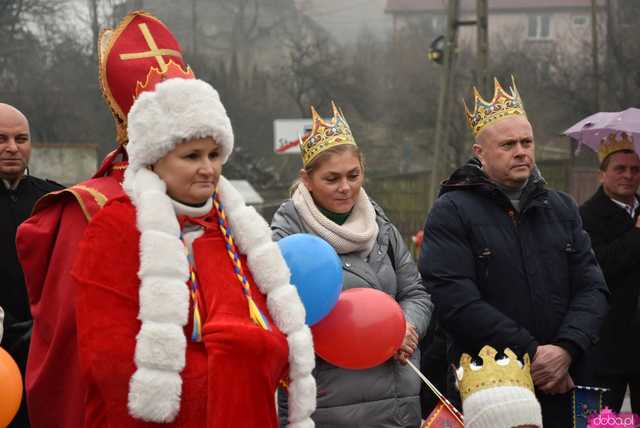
0, 103, 63, 427
580, 134, 640, 414
419, 78, 609, 428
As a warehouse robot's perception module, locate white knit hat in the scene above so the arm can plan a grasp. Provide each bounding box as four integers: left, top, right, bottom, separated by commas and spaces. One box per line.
457, 346, 543, 428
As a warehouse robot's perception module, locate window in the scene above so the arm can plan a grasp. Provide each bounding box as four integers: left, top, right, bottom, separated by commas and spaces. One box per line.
527, 14, 551, 39
572, 15, 589, 26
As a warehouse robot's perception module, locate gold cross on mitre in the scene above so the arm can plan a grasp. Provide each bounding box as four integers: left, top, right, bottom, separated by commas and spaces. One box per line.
119, 23, 182, 72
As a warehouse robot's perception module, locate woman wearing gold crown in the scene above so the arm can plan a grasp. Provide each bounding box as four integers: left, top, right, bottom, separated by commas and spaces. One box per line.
271, 102, 432, 427
69, 11, 316, 428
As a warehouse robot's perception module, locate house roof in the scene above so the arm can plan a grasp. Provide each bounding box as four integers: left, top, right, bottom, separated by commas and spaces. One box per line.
385, 0, 595, 14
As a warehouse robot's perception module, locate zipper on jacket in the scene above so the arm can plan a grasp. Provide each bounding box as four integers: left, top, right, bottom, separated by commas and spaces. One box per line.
507, 209, 519, 227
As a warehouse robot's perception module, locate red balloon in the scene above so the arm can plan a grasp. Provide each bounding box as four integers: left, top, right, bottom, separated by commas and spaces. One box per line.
311, 288, 406, 370
0, 347, 22, 427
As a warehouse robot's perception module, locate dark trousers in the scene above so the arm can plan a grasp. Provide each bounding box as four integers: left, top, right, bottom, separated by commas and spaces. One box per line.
598, 372, 640, 414
419, 320, 448, 419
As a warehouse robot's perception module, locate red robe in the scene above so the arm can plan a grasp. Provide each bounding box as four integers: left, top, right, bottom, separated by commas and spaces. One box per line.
70, 197, 289, 427
15, 149, 126, 428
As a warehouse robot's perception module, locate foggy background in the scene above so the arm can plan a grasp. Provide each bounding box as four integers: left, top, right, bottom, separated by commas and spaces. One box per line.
2, 0, 639, 239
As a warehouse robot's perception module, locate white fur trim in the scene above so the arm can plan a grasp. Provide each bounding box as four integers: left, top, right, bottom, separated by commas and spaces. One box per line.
226, 206, 273, 254
287, 376, 317, 423
267, 284, 307, 335
287, 420, 315, 428
125, 168, 190, 422
137, 191, 180, 236
128, 368, 182, 422
127, 78, 233, 172
138, 277, 189, 325
286, 326, 315, 380
134, 322, 186, 371
216, 176, 245, 213
127, 168, 166, 201
218, 175, 316, 426
125, 166, 316, 425
138, 230, 188, 279
246, 242, 292, 295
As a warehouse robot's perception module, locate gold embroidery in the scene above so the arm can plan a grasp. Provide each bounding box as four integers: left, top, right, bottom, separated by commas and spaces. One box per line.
119, 23, 182, 72
74, 185, 108, 209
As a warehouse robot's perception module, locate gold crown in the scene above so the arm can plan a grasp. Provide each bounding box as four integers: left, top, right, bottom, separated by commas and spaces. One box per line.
597, 132, 635, 163
464, 76, 527, 136
300, 101, 357, 166
457, 346, 534, 402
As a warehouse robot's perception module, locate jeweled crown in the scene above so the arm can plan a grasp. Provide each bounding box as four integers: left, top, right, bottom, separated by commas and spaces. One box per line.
300, 102, 357, 167
456, 345, 534, 402
597, 132, 635, 163
464, 76, 527, 136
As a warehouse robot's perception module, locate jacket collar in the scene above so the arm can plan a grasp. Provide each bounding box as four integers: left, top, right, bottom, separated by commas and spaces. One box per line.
586, 186, 639, 219
440, 158, 547, 211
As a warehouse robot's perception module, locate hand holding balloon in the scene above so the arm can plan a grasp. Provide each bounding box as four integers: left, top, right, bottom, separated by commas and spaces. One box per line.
394, 321, 418, 364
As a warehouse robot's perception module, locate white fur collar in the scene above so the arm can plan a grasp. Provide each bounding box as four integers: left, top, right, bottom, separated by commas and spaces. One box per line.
124, 169, 316, 426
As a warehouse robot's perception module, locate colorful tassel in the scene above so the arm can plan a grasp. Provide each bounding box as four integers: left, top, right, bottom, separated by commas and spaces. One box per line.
213, 193, 271, 331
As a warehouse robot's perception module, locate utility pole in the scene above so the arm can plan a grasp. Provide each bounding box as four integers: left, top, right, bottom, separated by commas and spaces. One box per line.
476, 0, 489, 95
591, 0, 600, 112
429, 0, 460, 207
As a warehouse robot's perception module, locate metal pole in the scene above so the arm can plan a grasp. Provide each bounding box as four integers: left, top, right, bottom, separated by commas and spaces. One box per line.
591, 0, 600, 112
477, 0, 489, 95
429, 0, 459, 207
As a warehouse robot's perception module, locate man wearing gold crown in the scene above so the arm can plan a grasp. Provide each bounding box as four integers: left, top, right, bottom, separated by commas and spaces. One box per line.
579, 133, 640, 415
419, 77, 609, 427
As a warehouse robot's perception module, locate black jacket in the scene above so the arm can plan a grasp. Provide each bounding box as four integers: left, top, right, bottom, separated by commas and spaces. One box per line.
0, 175, 62, 356
419, 158, 608, 377
580, 186, 640, 374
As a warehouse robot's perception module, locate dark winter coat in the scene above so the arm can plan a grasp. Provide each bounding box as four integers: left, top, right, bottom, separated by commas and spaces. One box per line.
419, 159, 609, 427
0, 174, 62, 428
272, 198, 433, 428
580, 186, 640, 374
1, 175, 63, 353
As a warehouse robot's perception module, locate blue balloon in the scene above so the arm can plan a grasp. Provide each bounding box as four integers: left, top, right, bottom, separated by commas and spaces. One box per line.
277, 233, 342, 325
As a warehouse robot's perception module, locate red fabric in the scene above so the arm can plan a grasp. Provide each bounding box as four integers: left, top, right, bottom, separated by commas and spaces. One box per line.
71, 197, 288, 427
422, 402, 464, 428
105, 12, 191, 119
15, 196, 88, 428
15, 149, 126, 428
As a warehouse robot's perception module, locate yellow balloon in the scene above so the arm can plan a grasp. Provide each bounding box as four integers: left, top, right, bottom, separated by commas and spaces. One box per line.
0, 347, 22, 427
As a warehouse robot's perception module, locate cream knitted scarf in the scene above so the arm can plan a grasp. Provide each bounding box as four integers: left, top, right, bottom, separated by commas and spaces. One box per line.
292, 183, 378, 255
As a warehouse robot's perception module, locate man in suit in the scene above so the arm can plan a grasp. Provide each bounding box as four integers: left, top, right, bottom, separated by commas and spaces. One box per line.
580, 132, 640, 414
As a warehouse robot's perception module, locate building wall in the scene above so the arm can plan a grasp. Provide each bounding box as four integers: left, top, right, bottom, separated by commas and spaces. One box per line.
30, 144, 98, 186
392, 6, 601, 56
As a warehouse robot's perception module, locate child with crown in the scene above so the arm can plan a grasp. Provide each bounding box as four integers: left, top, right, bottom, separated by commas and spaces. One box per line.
419, 77, 608, 427
456, 346, 543, 427
66, 11, 316, 427
271, 102, 433, 427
